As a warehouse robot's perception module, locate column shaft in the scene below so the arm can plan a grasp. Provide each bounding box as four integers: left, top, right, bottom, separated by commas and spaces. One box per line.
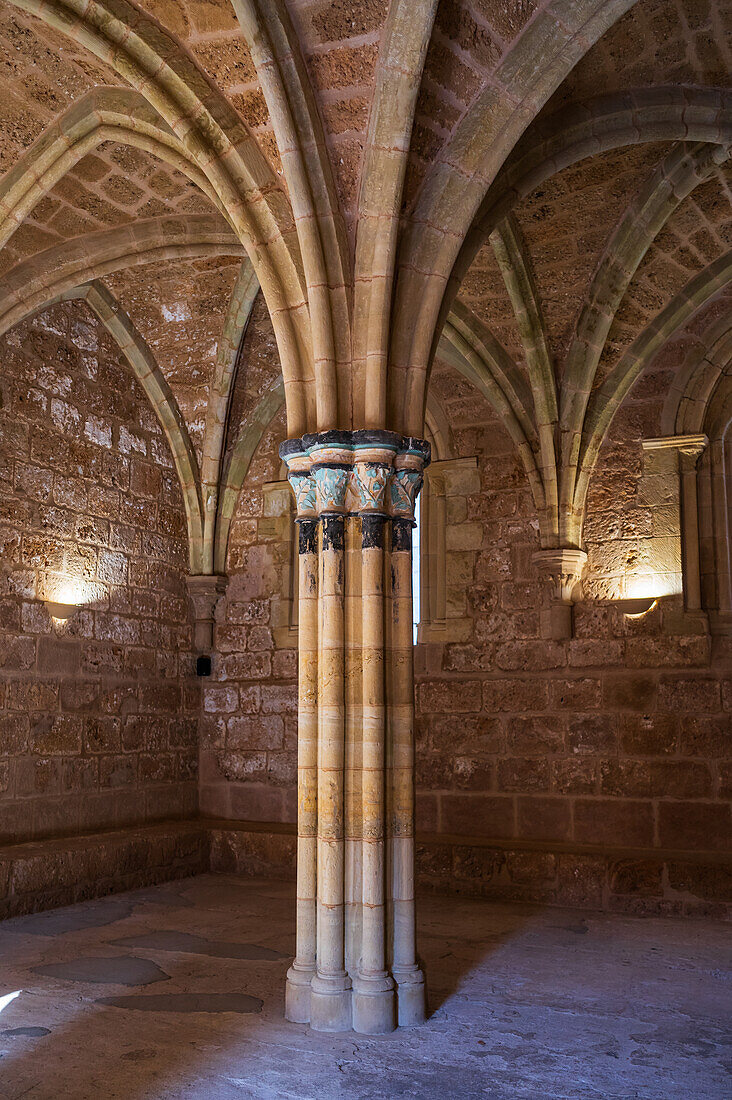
710, 439, 732, 612
345, 514, 363, 976
352, 512, 395, 1033
388, 516, 426, 1025
285, 518, 318, 1022
310, 513, 352, 1031
680, 456, 703, 611
281, 431, 429, 1035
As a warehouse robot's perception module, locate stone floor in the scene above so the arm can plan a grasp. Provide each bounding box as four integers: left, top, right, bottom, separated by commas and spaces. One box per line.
0, 875, 729, 1099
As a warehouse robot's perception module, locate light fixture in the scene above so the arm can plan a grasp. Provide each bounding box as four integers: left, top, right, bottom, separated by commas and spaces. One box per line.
43, 576, 91, 622
615, 597, 657, 618
45, 601, 77, 621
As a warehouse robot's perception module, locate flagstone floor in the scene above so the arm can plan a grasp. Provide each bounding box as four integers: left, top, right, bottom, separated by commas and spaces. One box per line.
0, 874, 728, 1099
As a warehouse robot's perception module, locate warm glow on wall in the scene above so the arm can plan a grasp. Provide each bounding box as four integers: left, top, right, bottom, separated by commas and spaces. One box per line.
624, 570, 681, 600
43, 575, 96, 623
616, 596, 658, 618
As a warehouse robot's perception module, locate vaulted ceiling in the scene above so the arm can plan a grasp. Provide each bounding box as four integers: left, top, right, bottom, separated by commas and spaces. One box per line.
0, 0, 729, 569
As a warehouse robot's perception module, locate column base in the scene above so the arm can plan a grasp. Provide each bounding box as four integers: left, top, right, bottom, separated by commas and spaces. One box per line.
393, 967, 427, 1026
309, 973, 353, 1032
351, 973, 396, 1034
285, 964, 315, 1024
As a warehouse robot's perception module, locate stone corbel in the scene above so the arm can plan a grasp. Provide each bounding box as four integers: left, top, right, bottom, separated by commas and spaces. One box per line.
532, 548, 587, 640
186, 575, 228, 652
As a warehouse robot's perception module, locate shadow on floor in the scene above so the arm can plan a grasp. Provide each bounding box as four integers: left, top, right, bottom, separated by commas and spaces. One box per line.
1, 875, 730, 1100
417, 891, 542, 1015
0, 876, 540, 1098
0, 877, 294, 1100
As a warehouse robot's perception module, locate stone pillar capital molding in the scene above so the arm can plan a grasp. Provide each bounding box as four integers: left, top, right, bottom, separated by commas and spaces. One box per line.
185, 574, 228, 652
353, 461, 392, 514
280, 431, 431, 522
642, 433, 709, 469
279, 440, 315, 520
532, 548, 587, 641
532, 548, 588, 602
391, 438, 431, 522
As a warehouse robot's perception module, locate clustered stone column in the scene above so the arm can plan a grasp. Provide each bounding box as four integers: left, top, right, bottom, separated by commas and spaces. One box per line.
280, 430, 430, 1035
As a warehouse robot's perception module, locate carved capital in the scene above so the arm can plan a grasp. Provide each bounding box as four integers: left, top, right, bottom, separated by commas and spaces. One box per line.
280, 441, 317, 520
353, 461, 392, 513
186, 574, 228, 652
642, 433, 709, 470
313, 464, 350, 514
532, 548, 587, 603
390, 467, 424, 519
288, 471, 317, 518
679, 439, 708, 470
279, 431, 430, 520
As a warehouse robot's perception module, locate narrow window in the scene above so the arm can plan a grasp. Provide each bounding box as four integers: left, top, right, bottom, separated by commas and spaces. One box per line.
412, 492, 421, 644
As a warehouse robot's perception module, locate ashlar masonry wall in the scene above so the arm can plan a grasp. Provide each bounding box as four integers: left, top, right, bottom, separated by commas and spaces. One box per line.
206, 358, 731, 914
0, 302, 199, 850
413, 377, 731, 916
200, 406, 299, 834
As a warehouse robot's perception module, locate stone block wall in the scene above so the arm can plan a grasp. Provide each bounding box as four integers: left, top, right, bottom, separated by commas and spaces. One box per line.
199, 406, 299, 825
0, 302, 199, 847
206, 361, 730, 916
0, 821, 208, 919
409, 377, 730, 914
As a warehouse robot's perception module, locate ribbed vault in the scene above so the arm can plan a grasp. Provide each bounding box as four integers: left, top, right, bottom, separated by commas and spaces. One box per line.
0, 0, 727, 577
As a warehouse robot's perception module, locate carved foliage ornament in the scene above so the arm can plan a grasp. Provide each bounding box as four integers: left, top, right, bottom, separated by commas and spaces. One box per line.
289, 473, 317, 516
314, 466, 350, 512
282, 433, 430, 520
353, 462, 391, 512
390, 469, 423, 518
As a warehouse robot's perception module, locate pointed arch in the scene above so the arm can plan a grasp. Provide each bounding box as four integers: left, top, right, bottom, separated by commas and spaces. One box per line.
389, 0, 640, 435
560, 142, 729, 542
424, 393, 453, 463
0, 215, 244, 338
454, 86, 732, 288
575, 252, 732, 535
439, 307, 549, 537
662, 313, 732, 436
44, 282, 204, 572
234, 0, 352, 430
0, 87, 228, 253
5, 0, 313, 434
491, 214, 559, 537
214, 376, 286, 574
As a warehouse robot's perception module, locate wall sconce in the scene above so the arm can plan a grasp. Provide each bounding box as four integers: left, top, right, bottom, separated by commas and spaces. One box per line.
615, 597, 658, 618
45, 601, 77, 622
43, 577, 90, 624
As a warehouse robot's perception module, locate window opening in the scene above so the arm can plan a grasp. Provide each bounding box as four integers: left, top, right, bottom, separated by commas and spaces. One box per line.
412, 492, 421, 644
